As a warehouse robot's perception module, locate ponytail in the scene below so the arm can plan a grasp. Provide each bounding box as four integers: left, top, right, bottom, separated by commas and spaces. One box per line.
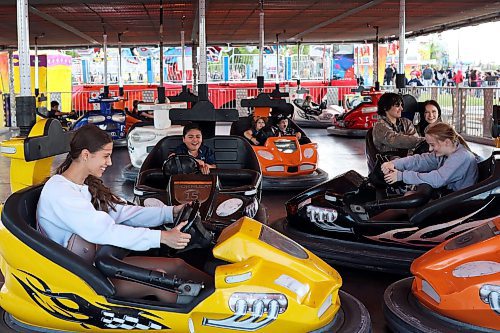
56, 153, 73, 175
425, 122, 473, 152
55, 124, 124, 212
455, 135, 473, 153
85, 175, 124, 212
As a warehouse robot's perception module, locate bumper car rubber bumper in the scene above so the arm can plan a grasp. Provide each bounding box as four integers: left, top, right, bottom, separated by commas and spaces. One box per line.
0, 289, 371, 333
294, 118, 333, 129
122, 164, 139, 182
275, 219, 424, 275
327, 126, 368, 137
112, 138, 127, 147
263, 168, 329, 191
384, 278, 498, 333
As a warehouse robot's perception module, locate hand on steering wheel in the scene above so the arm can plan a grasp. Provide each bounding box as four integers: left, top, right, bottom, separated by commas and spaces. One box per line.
384, 170, 399, 184
197, 160, 212, 175
381, 161, 396, 175
172, 200, 200, 233
160, 223, 191, 249
173, 203, 187, 219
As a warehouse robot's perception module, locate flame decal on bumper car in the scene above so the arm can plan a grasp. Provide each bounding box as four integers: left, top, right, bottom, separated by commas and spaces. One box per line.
365, 203, 496, 246
13, 270, 169, 330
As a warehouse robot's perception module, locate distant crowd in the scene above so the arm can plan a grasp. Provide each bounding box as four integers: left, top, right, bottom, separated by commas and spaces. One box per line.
383, 64, 500, 88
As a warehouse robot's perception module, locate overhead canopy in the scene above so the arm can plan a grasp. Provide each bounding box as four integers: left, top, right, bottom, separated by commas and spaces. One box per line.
0, 0, 498, 48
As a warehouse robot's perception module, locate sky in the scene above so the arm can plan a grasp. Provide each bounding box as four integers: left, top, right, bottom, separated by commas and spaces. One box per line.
416, 21, 500, 65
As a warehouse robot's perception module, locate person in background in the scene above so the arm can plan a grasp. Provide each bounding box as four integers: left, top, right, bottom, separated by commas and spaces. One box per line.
407, 74, 423, 87
244, 116, 268, 146
271, 114, 302, 140
173, 123, 216, 175
391, 63, 398, 85
416, 100, 442, 136
421, 65, 434, 86
138, 102, 154, 121
410, 66, 421, 79
381, 122, 478, 193
302, 95, 313, 108
384, 65, 394, 85
372, 93, 424, 159
453, 70, 464, 87
47, 101, 64, 118
37, 124, 211, 304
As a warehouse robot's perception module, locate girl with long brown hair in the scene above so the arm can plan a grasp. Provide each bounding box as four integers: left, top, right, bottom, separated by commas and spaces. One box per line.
37, 124, 211, 303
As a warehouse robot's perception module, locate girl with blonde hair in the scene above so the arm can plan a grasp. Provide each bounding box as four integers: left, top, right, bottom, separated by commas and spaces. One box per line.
381, 122, 478, 192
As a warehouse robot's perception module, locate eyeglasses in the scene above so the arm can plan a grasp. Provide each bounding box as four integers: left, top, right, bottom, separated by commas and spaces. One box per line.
392, 103, 404, 107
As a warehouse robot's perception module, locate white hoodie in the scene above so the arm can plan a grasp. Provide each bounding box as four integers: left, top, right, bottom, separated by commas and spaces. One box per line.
37, 174, 173, 251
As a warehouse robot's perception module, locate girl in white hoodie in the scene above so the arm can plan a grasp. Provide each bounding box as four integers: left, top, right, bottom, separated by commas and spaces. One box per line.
37, 124, 211, 303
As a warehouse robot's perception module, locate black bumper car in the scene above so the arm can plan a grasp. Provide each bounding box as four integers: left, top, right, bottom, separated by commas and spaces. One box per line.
275, 151, 500, 274
134, 135, 267, 233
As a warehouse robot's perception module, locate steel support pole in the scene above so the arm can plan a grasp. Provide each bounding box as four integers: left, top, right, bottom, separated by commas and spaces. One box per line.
198, 0, 208, 100
275, 33, 280, 84
158, 0, 165, 103
373, 26, 379, 89
396, 0, 406, 89
118, 33, 123, 96
16, 0, 35, 135
17, 0, 31, 97
257, 1, 265, 90
181, 30, 186, 85
258, 6, 264, 77
103, 34, 108, 95
297, 41, 301, 82
8, 50, 16, 127
192, 40, 197, 93
34, 37, 39, 97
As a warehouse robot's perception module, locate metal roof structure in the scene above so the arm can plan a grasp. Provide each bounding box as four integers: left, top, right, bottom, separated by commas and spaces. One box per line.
0, 0, 499, 48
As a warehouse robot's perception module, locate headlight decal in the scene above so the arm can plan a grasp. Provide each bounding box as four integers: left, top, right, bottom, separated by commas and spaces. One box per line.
257, 150, 274, 160
274, 274, 309, 298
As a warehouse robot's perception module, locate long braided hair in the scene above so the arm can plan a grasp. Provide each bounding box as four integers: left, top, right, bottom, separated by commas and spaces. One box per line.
56, 124, 124, 212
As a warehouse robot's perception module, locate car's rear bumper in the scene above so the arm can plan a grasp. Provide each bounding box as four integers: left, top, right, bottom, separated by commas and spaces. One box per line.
274, 219, 424, 275
262, 168, 329, 191
294, 118, 332, 128
384, 278, 498, 333
327, 126, 368, 137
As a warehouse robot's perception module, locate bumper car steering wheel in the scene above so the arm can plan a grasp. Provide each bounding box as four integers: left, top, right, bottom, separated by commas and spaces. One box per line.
162, 154, 200, 178
169, 200, 214, 253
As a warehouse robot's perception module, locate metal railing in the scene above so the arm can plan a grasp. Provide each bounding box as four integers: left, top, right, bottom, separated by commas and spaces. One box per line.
3, 85, 498, 144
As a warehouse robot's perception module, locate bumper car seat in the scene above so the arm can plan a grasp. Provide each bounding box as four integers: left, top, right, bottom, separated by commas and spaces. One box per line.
135, 135, 261, 197
365, 128, 378, 173
1, 184, 115, 296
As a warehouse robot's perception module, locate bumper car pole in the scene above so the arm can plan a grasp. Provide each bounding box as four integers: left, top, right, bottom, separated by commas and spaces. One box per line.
118, 32, 124, 97
158, 0, 166, 104
102, 32, 109, 98
0, 0, 49, 193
